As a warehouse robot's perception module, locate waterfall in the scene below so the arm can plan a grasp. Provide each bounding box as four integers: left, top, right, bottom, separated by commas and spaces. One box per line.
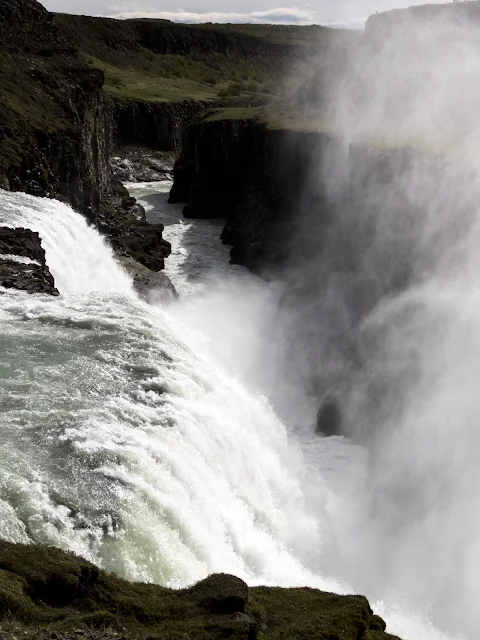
0, 190, 333, 586
0, 190, 132, 294
0, 189, 455, 640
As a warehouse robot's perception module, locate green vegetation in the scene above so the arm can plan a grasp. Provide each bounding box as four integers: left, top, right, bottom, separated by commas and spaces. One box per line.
83, 52, 278, 103
0, 541, 400, 640
62, 15, 356, 105
200, 106, 332, 134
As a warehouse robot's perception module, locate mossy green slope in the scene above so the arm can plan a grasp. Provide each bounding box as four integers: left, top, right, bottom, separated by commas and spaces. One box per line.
0, 541, 400, 640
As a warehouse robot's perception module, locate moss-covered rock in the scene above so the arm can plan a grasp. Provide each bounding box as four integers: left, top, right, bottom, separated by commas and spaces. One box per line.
0, 541, 401, 640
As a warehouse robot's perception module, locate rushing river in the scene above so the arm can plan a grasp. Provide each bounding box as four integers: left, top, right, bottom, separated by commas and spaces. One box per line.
0, 185, 462, 639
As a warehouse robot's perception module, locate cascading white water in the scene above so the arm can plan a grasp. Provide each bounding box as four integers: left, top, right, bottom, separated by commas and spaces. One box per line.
0, 191, 133, 294
0, 188, 456, 640
0, 189, 336, 587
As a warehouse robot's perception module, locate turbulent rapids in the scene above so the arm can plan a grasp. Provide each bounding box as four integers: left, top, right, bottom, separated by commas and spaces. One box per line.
0, 188, 461, 640
0, 189, 329, 588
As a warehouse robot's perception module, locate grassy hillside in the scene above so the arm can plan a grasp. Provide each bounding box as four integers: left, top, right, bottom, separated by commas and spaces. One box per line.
54, 14, 357, 104
82, 52, 276, 103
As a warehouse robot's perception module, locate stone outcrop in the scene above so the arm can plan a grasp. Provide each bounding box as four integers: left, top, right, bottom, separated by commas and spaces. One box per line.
112, 219, 171, 272
0, 226, 59, 295
0, 540, 401, 640
0, 226, 46, 264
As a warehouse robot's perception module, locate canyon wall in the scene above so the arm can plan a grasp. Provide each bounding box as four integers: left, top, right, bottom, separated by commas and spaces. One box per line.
0, 0, 112, 214
113, 98, 214, 151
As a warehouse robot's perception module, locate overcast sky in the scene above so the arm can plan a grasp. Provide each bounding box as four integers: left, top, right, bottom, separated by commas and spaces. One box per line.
39, 0, 449, 28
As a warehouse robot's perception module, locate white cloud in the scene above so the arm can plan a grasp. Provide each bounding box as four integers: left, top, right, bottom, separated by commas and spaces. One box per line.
109, 7, 316, 25
40, 1, 450, 28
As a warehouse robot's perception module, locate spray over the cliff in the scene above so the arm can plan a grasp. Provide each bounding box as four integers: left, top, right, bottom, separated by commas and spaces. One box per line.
276, 5, 480, 637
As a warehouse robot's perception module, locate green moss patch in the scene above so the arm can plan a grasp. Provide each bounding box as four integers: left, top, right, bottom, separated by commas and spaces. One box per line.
0, 541, 400, 640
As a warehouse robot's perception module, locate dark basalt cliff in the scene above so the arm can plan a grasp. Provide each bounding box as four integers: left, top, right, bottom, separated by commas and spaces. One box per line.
170, 114, 331, 274
365, 0, 480, 39
0, 0, 112, 209
0, 21, 110, 214
0, 540, 400, 640
55, 12, 318, 66
0, 0, 176, 275
113, 98, 215, 152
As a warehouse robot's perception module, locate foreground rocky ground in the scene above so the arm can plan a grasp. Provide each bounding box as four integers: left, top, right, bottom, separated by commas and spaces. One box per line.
0, 541, 400, 640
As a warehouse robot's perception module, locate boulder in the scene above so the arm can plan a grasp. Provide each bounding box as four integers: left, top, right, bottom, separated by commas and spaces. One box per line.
122, 196, 137, 209
189, 574, 249, 614
119, 255, 178, 304
120, 195, 146, 221
113, 222, 171, 272
129, 203, 147, 222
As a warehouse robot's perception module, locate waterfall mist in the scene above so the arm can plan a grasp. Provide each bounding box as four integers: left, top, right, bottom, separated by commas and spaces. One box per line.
273, 5, 480, 637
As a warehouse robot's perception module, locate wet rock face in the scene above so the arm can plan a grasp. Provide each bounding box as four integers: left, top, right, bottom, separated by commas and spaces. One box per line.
119, 255, 178, 305
316, 399, 343, 437
0, 0, 111, 220
112, 222, 172, 272
0, 259, 59, 295
0, 226, 47, 265
0, 226, 59, 295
